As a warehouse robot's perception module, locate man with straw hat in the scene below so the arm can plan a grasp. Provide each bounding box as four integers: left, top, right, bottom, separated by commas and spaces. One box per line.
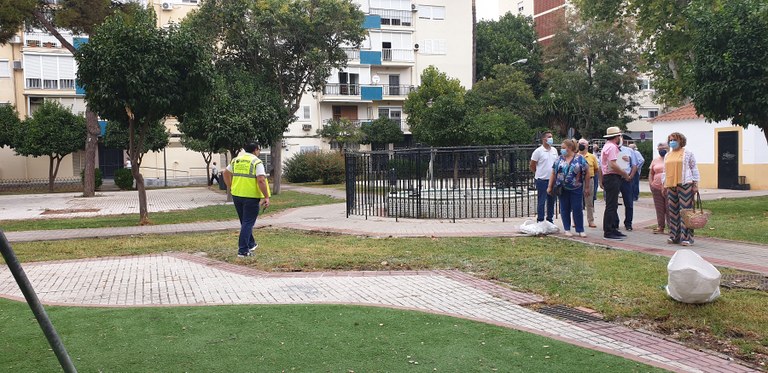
600, 127, 631, 240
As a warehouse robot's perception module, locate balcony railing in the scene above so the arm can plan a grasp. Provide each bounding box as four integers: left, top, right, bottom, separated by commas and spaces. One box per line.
323, 83, 360, 96
382, 48, 415, 63
369, 8, 413, 26
383, 85, 416, 96
323, 118, 406, 131
343, 48, 360, 60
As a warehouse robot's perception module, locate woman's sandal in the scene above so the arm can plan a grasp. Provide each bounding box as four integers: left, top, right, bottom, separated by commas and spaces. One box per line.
652, 227, 664, 234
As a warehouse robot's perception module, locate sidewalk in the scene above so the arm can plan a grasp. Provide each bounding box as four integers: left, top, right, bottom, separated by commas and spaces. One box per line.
1, 184, 766, 372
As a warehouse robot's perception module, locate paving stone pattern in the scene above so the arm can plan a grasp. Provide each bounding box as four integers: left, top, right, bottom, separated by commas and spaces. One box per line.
0, 253, 756, 373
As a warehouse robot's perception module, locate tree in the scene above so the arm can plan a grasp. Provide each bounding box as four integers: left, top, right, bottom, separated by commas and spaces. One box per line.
361, 117, 404, 147
573, 0, 695, 106
185, 0, 366, 194
0, 105, 21, 148
0, 0, 137, 197
466, 64, 540, 127
317, 119, 364, 153
688, 0, 768, 144
180, 136, 222, 186
539, 14, 639, 139
76, 8, 213, 224
404, 66, 468, 147
12, 101, 85, 192
475, 13, 542, 87
104, 120, 170, 164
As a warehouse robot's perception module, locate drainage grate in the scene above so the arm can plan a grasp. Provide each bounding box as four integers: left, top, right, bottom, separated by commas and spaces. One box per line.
536, 305, 604, 323
721, 274, 768, 291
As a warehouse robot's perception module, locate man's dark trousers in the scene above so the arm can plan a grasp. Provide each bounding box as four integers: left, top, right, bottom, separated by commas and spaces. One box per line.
632, 172, 641, 201
233, 195, 260, 255
535, 178, 555, 223
602, 174, 622, 234
616, 179, 634, 229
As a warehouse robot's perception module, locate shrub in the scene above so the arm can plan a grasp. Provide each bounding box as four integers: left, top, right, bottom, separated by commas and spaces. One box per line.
308, 152, 345, 185
284, 151, 319, 183
387, 158, 429, 179
114, 168, 134, 190
80, 168, 103, 190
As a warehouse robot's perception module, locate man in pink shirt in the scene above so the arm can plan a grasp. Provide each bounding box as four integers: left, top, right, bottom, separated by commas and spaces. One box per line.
601, 127, 631, 240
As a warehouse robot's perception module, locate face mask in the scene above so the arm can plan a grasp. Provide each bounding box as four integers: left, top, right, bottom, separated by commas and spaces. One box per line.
546, 137, 554, 145
560, 149, 568, 156
578, 144, 586, 151
658, 149, 668, 157
669, 140, 679, 149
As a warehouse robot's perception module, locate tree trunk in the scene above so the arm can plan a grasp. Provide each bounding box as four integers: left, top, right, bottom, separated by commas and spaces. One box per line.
33, 10, 100, 197
48, 156, 55, 192
270, 137, 282, 194
83, 111, 100, 196
128, 114, 150, 225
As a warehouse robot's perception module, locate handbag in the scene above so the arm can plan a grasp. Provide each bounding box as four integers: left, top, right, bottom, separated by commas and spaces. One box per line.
554, 184, 563, 196
552, 156, 575, 197
681, 191, 710, 229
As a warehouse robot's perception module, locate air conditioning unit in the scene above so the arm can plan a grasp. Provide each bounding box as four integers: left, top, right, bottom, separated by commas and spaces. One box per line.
302, 124, 312, 131
9, 35, 22, 44
161, 2, 173, 11
12, 60, 22, 70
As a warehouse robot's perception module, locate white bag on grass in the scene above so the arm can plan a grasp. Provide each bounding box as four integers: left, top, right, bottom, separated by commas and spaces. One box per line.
518, 220, 560, 236
665, 249, 721, 304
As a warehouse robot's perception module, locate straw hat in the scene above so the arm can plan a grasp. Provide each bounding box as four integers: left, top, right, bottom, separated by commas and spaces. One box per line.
603, 126, 622, 138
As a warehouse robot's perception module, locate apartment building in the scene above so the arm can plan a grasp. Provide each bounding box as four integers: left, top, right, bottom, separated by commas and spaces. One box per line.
0, 0, 472, 184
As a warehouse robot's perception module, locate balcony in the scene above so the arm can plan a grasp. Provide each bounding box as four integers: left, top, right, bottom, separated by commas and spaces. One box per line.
382, 48, 415, 63
323, 83, 360, 96
343, 48, 360, 61
323, 118, 405, 131
383, 85, 416, 97
369, 8, 413, 27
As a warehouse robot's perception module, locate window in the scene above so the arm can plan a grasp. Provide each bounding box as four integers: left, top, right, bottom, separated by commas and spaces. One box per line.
27, 78, 41, 89
60, 79, 75, 89
26, 39, 41, 47
419, 39, 447, 55
43, 79, 58, 89
418, 5, 445, 20
302, 105, 311, 120
638, 78, 651, 90
647, 110, 659, 119
518, 1, 524, 12
0, 60, 9, 78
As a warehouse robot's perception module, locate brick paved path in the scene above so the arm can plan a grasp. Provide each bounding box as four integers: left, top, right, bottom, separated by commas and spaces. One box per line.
0, 253, 756, 372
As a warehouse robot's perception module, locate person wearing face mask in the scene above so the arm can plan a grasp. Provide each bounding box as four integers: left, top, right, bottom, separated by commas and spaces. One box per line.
663, 132, 700, 246
530, 131, 558, 224
578, 138, 600, 228
600, 127, 631, 240
648, 142, 670, 234
547, 139, 590, 237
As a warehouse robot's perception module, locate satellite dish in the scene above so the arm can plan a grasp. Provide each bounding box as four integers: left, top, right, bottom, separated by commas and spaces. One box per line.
372, 75, 380, 84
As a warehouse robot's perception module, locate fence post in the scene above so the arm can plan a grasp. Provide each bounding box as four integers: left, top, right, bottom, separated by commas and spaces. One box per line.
0, 231, 78, 373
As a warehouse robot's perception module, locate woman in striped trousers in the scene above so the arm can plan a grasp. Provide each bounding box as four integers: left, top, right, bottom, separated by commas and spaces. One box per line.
663, 133, 701, 246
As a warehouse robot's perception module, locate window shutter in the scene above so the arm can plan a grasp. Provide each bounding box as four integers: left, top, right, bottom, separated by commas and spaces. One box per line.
303, 105, 310, 120
41, 56, 59, 80
0, 60, 10, 78
25, 55, 42, 79
433, 6, 446, 20
58, 57, 75, 80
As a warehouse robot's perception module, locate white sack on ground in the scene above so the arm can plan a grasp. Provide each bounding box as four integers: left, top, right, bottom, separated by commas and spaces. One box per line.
518, 220, 560, 236
666, 249, 721, 304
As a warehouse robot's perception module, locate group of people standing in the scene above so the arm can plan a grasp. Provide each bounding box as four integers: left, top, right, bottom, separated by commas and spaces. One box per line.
530, 127, 700, 246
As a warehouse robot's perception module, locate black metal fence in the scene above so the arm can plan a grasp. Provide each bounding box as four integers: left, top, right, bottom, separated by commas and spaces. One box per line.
345, 145, 539, 221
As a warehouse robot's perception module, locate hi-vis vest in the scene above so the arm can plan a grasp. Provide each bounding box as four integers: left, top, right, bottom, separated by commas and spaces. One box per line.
229, 153, 271, 199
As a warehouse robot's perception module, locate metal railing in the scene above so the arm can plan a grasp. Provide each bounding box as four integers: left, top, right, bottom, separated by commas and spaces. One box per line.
323, 118, 404, 130
345, 145, 538, 221
369, 8, 413, 26
343, 48, 360, 60
382, 48, 415, 62
323, 83, 360, 96
383, 84, 415, 96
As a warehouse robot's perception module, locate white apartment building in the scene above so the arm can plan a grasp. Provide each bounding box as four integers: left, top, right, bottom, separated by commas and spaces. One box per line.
0, 0, 472, 183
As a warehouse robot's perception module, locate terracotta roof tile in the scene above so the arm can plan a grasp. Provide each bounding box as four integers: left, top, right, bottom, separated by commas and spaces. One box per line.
650, 104, 702, 122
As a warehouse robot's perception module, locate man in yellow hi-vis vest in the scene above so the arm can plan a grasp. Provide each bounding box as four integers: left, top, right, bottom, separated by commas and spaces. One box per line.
223, 143, 271, 257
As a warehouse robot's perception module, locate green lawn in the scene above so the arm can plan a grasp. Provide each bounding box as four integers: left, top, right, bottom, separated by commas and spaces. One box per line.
5, 230, 767, 366
287, 181, 346, 191
0, 300, 663, 372
0, 190, 341, 232
695, 196, 768, 244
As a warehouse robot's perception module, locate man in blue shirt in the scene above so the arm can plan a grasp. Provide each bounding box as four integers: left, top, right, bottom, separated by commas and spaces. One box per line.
628, 143, 644, 201
617, 144, 637, 231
